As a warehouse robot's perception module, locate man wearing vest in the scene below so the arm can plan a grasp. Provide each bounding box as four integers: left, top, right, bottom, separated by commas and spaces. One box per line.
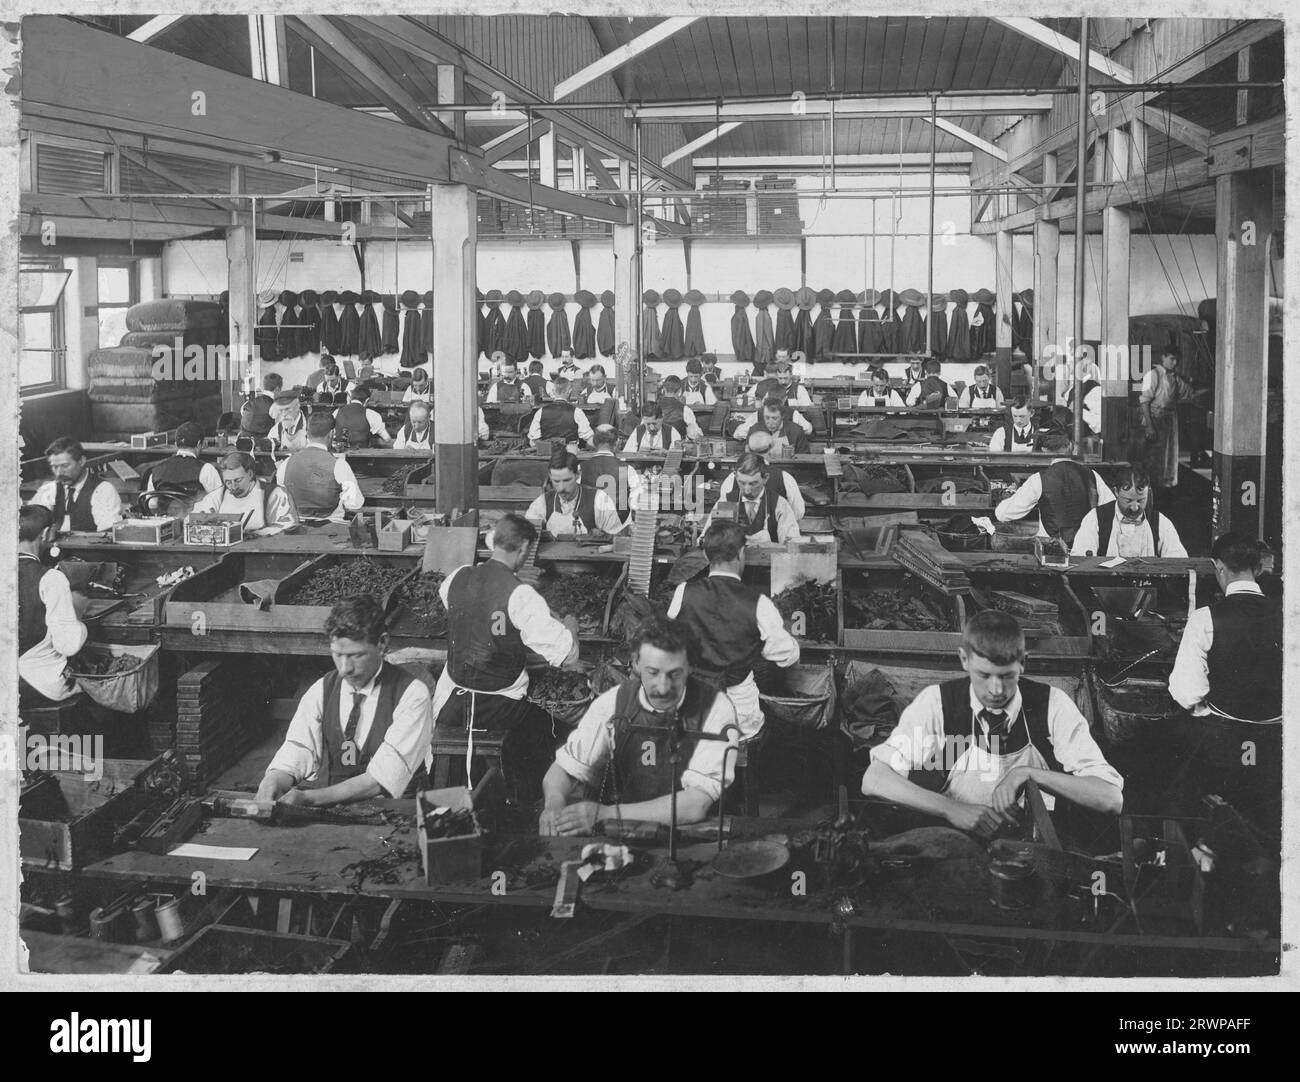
402, 367, 432, 403
526, 449, 626, 537
547, 359, 583, 401
278, 413, 364, 524
579, 364, 619, 406
716, 430, 806, 519
905, 359, 952, 407
523, 361, 549, 402
656, 376, 704, 440
580, 425, 640, 521
1071, 466, 1187, 558
957, 365, 1005, 422
704, 452, 801, 544
393, 400, 434, 451
857, 367, 905, 408
733, 398, 812, 455
238, 374, 281, 441
681, 357, 717, 406
527, 376, 595, 448
667, 522, 800, 739
987, 397, 1040, 453
193, 451, 298, 536
486, 359, 535, 405
144, 422, 221, 502
623, 404, 684, 453
314, 363, 345, 403
18, 505, 88, 705
994, 436, 1115, 545
902, 356, 925, 392
754, 356, 814, 408
305, 354, 336, 392
257, 595, 434, 808
862, 610, 1123, 836
333, 384, 392, 450
539, 614, 740, 836
431, 514, 583, 803
268, 390, 309, 452
32, 437, 124, 534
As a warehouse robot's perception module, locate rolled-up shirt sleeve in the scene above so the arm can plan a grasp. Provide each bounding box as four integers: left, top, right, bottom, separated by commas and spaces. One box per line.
774, 497, 801, 541
508, 583, 579, 667
527, 410, 543, 442
781, 472, 806, 520
41, 569, 88, 659
1169, 606, 1213, 714
995, 472, 1042, 522
1046, 687, 1124, 791
575, 409, 594, 444
479, 409, 490, 441
554, 687, 617, 787
366, 676, 434, 797
524, 493, 548, 529
93, 480, 124, 530
335, 457, 365, 513
266, 678, 327, 784
259, 486, 298, 535
594, 491, 626, 535
756, 594, 800, 667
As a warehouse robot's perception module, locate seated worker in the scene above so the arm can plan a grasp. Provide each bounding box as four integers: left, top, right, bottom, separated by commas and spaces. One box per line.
703, 451, 801, 544
681, 357, 717, 406
432, 513, 583, 803
486, 359, 536, 404
525, 449, 626, 537
18, 505, 88, 705
755, 354, 814, 407
257, 595, 434, 808
144, 421, 222, 501
527, 376, 595, 448
539, 614, 739, 835
580, 424, 640, 518
32, 437, 124, 533
393, 400, 434, 451
857, 366, 906, 408
717, 430, 806, 519
699, 353, 722, 383
193, 450, 298, 537
957, 365, 1005, 411
547, 358, 583, 401
623, 404, 684, 453
667, 521, 800, 740
1170, 531, 1282, 722
277, 413, 364, 524
905, 359, 952, 407
994, 435, 1115, 545
239, 373, 282, 440
523, 360, 549, 401
578, 363, 619, 406
305, 354, 337, 392
268, 390, 309, 452
862, 609, 1123, 833
333, 384, 393, 449
987, 397, 1041, 453
314, 363, 346, 403
345, 363, 385, 396
1070, 466, 1187, 558
902, 356, 926, 391
733, 397, 812, 455
402, 367, 433, 403
656, 376, 704, 440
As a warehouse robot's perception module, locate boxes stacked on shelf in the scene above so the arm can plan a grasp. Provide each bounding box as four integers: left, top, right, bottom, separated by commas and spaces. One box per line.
693, 176, 748, 236
564, 216, 611, 237
756, 174, 802, 235
476, 195, 504, 236
174, 660, 261, 789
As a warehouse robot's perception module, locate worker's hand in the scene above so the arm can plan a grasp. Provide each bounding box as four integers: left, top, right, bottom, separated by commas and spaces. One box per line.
553, 801, 601, 836
991, 767, 1032, 815
1144, 426, 1157, 442
538, 803, 565, 837
945, 801, 1008, 839
278, 787, 314, 808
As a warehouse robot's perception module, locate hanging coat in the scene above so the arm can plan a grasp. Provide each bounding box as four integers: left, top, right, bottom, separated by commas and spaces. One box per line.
400, 309, 424, 369
382, 306, 400, 356
321, 304, 342, 356
753, 305, 776, 370
357, 303, 383, 360
547, 307, 572, 358
1014, 303, 1034, 363
812, 306, 835, 362
256, 306, 282, 363
503, 303, 529, 364
792, 310, 815, 359
338, 303, 360, 356
774, 308, 795, 353
730, 305, 754, 367
659, 303, 685, 360
485, 307, 506, 358
528, 308, 547, 359
946, 305, 972, 361
641, 305, 660, 360
596, 304, 615, 357
832, 307, 858, 356
876, 304, 896, 353
857, 308, 881, 356
572, 307, 596, 360
684, 303, 706, 356
300, 302, 322, 355
477, 304, 488, 359
971, 303, 996, 358
278, 306, 304, 360
929, 309, 949, 359
900, 305, 926, 353
421, 306, 434, 359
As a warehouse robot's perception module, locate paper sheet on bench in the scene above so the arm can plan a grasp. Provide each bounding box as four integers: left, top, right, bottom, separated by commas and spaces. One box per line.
167, 843, 259, 861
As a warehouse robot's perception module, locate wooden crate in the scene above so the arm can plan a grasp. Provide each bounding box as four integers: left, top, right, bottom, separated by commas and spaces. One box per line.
840, 568, 966, 654
164, 552, 321, 631
157, 925, 353, 974
271, 553, 419, 625
964, 572, 1093, 659
416, 786, 484, 886
377, 518, 413, 551
112, 516, 180, 545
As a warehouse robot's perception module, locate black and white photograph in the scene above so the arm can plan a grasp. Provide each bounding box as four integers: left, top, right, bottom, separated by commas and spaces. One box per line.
2, 6, 1294, 997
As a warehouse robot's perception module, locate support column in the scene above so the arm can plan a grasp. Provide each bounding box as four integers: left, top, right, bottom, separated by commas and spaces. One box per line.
1212, 169, 1272, 539
1033, 154, 1060, 406
994, 209, 1013, 395
1101, 126, 1131, 457
431, 183, 478, 514
137, 257, 163, 303
435, 65, 465, 142
225, 213, 257, 413
538, 128, 558, 189
612, 223, 637, 377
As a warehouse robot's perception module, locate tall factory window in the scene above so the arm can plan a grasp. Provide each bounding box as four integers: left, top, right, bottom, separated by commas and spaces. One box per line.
19, 258, 70, 393
97, 260, 138, 348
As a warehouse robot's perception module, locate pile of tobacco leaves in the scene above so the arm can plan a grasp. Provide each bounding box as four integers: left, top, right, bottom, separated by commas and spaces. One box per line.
418, 802, 476, 841
286, 559, 410, 606
67, 652, 137, 676
528, 668, 592, 703
381, 465, 422, 494
537, 574, 610, 634
844, 585, 949, 631
773, 578, 838, 642
396, 570, 447, 632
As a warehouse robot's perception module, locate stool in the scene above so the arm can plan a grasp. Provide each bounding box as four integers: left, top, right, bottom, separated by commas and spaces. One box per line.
428, 725, 507, 789
20, 695, 88, 736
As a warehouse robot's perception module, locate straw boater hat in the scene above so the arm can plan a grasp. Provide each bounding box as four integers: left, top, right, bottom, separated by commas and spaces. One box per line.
899, 288, 926, 308
575, 289, 597, 308
525, 289, 544, 309
662, 287, 683, 306
773, 287, 796, 310
753, 289, 774, 308
948, 288, 969, 305
684, 288, 706, 307
600, 290, 615, 307
256, 288, 278, 308
642, 289, 661, 306
972, 288, 995, 305
794, 286, 816, 311
730, 289, 750, 307
930, 293, 948, 312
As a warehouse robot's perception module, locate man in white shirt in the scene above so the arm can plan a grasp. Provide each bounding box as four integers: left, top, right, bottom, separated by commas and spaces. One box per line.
579, 364, 621, 407
268, 390, 309, 452
402, 368, 432, 403
905, 360, 952, 407
655, 376, 704, 440
862, 610, 1123, 835
755, 356, 814, 408
957, 365, 1005, 411
987, 398, 1039, 453
623, 405, 684, 453
1071, 466, 1187, 558
277, 413, 364, 524
539, 614, 739, 835
994, 438, 1115, 544
484, 359, 535, 405
393, 400, 434, 451
527, 377, 595, 448
717, 430, 806, 520
704, 451, 801, 544
580, 425, 641, 517
193, 451, 298, 537
18, 505, 88, 704
32, 437, 124, 533
144, 422, 222, 501
681, 357, 717, 406
333, 384, 393, 450
257, 596, 433, 807
733, 399, 812, 454
857, 367, 905, 408
525, 449, 626, 537
667, 521, 800, 739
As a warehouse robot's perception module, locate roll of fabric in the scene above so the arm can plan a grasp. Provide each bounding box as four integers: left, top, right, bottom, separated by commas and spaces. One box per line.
503, 293, 529, 364
730, 297, 754, 367
752, 291, 775, 370
641, 291, 661, 360
659, 289, 685, 360
596, 291, 615, 357
546, 293, 572, 358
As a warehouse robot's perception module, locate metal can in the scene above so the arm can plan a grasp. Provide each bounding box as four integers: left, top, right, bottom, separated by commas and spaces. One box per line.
988, 855, 1037, 910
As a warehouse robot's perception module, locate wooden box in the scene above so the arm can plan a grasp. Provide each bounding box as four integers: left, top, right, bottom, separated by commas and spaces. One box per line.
841, 568, 965, 654
184, 513, 245, 547
164, 552, 320, 631
271, 553, 418, 625
112, 516, 179, 545
964, 572, 1092, 659
377, 518, 414, 552
416, 786, 484, 886
401, 461, 438, 501
131, 430, 174, 449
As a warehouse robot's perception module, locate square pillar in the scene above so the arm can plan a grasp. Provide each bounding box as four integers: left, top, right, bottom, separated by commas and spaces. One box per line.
1101, 127, 1131, 455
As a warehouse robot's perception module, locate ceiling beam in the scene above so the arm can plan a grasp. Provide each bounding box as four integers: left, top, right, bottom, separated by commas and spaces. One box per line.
922, 117, 1007, 161
553, 17, 699, 101
990, 18, 1135, 83
629, 95, 1054, 122
21, 193, 358, 239
248, 15, 288, 86
118, 149, 238, 213
1135, 105, 1212, 154
690, 153, 972, 169
127, 16, 188, 43
663, 122, 743, 167
483, 119, 551, 164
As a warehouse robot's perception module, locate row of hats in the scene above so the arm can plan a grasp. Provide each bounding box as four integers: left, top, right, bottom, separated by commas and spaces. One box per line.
256, 288, 436, 310
717, 287, 1035, 311
478, 289, 616, 309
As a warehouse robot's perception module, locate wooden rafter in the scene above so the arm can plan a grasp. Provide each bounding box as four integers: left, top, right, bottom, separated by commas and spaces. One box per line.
127, 16, 188, 43
991, 18, 1135, 83
554, 17, 698, 101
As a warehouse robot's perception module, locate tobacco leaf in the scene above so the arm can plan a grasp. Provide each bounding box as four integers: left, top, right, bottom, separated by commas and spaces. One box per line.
773, 579, 838, 642
286, 559, 409, 606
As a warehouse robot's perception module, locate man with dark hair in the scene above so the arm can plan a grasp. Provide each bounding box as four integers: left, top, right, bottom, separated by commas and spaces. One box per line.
239, 373, 282, 440
193, 450, 298, 536
704, 451, 801, 543
145, 422, 221, 500
755, 356, 814, 408
333, 383, 392, 449
681, 357, 716, 406
32, 437, 124, 533
987, 397, 1039, 453
580, 425, 640, 517
862, 610, 1123, 834
523, 360, 549, 401
578, 363, 618, 406
1139, 344, 1197, 488
305, 354, 337, 392
1071, 466, 1187, 558
314, 362, 345, 402
717, 430, 805, 519
1170, 533, 1282, 722
526, 377, 595, 447
667, 521, 800, 739
486, 358, 535, 405
257, 595, 433, 807
957, 364, 1004, 411
857, 367, 905, 408
905, 359, 951, 407
18, 504, 87, 704
277, 413, 364, 523
656, 375, 703, 440
539, 614, 740, 835
402, 367, 432, 402
733, 397, 811, 455
994, 440, 1115, 545
623, 403, 684, 453
525, 449, 624, 536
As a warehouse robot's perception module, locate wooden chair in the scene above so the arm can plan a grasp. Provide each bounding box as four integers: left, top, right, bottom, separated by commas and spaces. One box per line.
427, 724, 508, 789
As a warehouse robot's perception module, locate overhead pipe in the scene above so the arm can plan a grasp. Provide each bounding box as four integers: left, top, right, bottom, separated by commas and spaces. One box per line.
926, 94, 937, 359
634, 118, 645, 406
1073, 17, 1090, 458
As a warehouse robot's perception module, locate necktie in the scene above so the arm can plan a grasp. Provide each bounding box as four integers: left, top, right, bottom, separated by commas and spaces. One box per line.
53, 482, 68, 528
1016, 428, 1029, 443
981, 710, 1008, 746
343, 691, 366, 746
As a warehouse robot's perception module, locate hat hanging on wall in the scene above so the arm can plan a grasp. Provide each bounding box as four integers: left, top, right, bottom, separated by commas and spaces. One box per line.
730, 289, 750, 307
321, 289, 339, 306
300, 289, 320, 307
948, 288, 969, 305
899, 288, 926, 308
257, 288, 278, 308
338, 290, 360, 305
547, 292, 567, 310
859, 289, 880, 307
753, 289, 774, 308
526, 290, 545, 309
278, 289, 299, 308
972, 288, 995, 304
506, 289, 525, 307
930, 293, 948, 312
684, 288, 706, 307
772, 287, 795, 310
662, 287, 683, 306
486, 289, 504, 303
600, 290, 615, 307
575, 289, 597, 308
816, 288, 836, 307
400, 289, 421, 308
642, 289, 661, 307
794, 286, 816, 311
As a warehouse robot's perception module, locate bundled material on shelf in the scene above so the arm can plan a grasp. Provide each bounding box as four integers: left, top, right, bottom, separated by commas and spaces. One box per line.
174, 659, 262, 789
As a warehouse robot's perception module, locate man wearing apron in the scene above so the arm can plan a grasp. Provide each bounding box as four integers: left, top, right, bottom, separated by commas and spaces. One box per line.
986, 398, 1040, 453
539, 614, 739, 836
524, 449, 626, 537
702, 452, 802, 544
857, 367, 905, 408
862, 610, 1123, 835
430, 514, 582, 803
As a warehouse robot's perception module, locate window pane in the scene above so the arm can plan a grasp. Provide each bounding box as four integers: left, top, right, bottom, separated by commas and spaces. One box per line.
21, 310, 53, 351
98, 265, 132, 304
99, 306, 130, 349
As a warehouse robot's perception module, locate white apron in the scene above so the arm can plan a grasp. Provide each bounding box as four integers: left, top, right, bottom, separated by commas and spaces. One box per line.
942, 712, 1052, 808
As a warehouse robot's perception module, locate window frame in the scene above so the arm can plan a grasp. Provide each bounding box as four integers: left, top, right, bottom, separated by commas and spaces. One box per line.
19, 256, 68, 395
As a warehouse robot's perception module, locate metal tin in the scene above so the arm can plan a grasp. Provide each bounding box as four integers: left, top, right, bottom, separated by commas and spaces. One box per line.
988, 855, 1037, 910
154, 897, 185, 944
132, 897, 159, 941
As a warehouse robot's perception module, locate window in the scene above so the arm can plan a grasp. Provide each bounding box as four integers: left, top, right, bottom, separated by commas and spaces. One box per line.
19, 259, 69, 393
98, 262, 138, 349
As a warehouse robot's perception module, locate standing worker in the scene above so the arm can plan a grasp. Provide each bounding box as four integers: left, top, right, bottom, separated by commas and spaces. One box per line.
1139, 345, 1197, 491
